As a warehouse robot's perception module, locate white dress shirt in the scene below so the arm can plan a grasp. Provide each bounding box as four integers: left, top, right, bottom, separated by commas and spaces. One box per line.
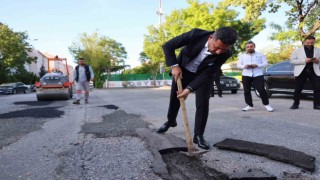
184, 41, 212, 73
237, 51, 268, 77
73, 65, 94, 82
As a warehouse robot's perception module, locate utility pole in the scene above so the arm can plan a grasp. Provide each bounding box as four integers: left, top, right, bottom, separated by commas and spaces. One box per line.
156, 0, 163, 27
157, 0, 166, 86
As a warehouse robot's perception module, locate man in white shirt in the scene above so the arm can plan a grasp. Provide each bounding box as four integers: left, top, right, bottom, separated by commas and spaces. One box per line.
72, 57, 94, 104
237, 41, 274, 112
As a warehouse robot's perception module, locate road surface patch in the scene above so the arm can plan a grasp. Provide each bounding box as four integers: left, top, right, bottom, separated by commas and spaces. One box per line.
98, 104, 119, 110
214, 138, 316, 172
14, 101, 53, 106
0, 107, 64, 119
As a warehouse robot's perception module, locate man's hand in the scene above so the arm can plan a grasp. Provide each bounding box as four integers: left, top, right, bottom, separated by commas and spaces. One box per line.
251, 64, 258, 68
171, 66, 182, 82
177, 89, 190, 100
312, 58, 319, 64
306, 58, 313, 63
90, 78, 94, 81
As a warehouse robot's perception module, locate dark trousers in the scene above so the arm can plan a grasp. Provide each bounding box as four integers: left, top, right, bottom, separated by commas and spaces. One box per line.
211, 75, 222, 96
167, 68, 212, 135
242, 75, 269, 107
293, 69, 320, 106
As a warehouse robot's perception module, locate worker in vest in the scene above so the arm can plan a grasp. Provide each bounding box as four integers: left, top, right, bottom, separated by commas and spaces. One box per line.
72, 57, 94, 104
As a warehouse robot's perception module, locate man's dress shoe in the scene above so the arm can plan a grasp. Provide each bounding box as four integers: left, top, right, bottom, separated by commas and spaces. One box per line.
157, 121, 177, 133
314, 105, 320, 110
290, 104, 299, 109
193, 135, 210, 150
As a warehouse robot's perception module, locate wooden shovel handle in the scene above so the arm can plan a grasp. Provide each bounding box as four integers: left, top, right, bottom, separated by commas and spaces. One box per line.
176, 78, 195, 156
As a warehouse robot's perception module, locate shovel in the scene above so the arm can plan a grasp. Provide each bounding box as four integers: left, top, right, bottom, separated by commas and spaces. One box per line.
176, 78, 205, 157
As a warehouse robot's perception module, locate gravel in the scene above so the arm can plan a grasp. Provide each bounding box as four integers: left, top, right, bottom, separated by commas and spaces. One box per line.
56, 136, 162, 180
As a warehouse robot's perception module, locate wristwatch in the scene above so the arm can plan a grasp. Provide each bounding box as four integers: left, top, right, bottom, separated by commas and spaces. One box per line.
186, 86, 193, 92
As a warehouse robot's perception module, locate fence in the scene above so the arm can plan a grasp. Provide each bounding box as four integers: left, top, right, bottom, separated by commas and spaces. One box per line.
104, 72, 241, 88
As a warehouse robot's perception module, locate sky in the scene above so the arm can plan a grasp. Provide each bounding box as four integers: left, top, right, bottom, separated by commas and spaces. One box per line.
0, 0, 287, 68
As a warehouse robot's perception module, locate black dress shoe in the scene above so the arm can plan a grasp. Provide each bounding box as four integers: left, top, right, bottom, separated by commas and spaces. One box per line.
314, 105, 320, 110
290, 104, 299, 109
218, 94, 222, 98
193, 135, 210, 150
157, 121, 177, 133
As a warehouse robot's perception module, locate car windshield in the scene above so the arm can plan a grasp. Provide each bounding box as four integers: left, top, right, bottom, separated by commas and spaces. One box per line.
43, 76, 60, 80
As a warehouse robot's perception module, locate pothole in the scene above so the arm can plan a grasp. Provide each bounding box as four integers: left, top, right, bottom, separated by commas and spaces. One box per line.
160, 149, 229, 180
0, 107, 64, 119
80, 110, 147, 137
14, 101, 53, 106
0, 107, 64, 149
98, 104, 119, 110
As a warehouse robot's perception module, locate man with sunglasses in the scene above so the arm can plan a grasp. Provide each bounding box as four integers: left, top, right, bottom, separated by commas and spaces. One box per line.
157, 27, 238, 150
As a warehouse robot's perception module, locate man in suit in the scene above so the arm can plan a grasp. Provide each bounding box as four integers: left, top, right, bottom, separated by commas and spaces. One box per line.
157, 27, 238, 150
290, 35, 320, 110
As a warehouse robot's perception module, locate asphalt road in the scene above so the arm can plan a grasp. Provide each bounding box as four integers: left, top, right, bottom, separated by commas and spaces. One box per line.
0, 88, 319, 179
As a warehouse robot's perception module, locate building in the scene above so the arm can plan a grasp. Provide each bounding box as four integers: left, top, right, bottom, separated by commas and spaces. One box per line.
25, 49, 48, 76
25, 50, 74, 81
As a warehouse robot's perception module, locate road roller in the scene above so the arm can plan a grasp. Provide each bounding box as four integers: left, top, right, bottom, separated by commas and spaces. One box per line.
35, 56, 73, 101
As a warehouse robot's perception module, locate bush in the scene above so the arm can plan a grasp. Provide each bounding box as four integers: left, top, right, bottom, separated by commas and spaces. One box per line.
95, 79, 104, 89
7, 70, 39, 84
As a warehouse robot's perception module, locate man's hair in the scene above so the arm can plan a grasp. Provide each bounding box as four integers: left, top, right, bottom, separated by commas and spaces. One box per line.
246, 41, 256, 46
213, 26, 238, 45
304, 35, 316, 41
79, 57, 85, 61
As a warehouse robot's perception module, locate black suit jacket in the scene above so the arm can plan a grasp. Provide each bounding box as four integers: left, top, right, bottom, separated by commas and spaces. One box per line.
162, 28, 232, 90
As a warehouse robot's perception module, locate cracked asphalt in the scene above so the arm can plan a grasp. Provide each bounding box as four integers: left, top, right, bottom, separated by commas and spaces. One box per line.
0, 88, 319, 179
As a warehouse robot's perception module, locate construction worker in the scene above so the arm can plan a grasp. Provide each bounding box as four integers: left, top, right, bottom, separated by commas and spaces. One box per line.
72, 57, 94, 104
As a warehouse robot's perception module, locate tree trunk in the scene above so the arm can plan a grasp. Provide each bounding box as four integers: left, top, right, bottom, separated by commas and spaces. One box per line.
106, 68, 111, 88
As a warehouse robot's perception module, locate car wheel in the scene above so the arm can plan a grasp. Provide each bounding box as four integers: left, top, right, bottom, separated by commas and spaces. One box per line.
255, 83, 272, 98
69, 87, 73, 98
231, 90, 237, 94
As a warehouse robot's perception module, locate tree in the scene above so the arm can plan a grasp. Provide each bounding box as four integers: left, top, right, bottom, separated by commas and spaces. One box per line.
223, 0, 320, 40
0, 23, 36, 84
69, 32, 127, 88
263, 44, 295, 64
12, 70, 39, 84
142, 26, 167, 85
163, 0, 265, 57
140, 0, 265, 74
39, 65, 47, 78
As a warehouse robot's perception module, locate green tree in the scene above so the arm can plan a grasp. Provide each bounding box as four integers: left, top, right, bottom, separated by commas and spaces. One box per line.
0, 23, 36, 84
140, 0, 265, 74
69, 32, 127, 88
142, 26, 166, 85
39, 65, 47, 78
163, 0, 265, 57
13, 70, 39, 84
223, 0, 320, 40
263, 44, 295, 64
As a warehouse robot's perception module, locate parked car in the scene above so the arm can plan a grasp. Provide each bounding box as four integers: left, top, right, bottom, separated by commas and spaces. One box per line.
0, 82, 28, 94
25, 84, 36, 92
213, 75, 241, 94
255, 60, 313, 97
